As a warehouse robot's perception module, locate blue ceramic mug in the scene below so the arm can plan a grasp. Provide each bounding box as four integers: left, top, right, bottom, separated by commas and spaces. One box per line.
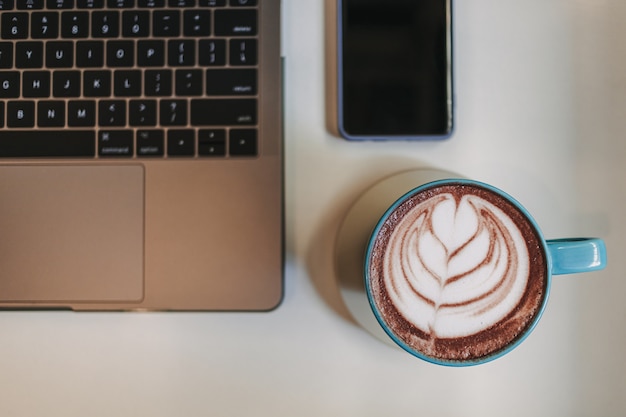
336, 170, 607, 366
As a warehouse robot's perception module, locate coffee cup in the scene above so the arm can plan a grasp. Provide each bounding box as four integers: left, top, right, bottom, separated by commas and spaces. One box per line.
336, 169, 607, 366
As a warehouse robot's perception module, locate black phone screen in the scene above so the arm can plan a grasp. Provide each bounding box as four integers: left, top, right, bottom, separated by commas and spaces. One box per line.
340, 0, 452, 138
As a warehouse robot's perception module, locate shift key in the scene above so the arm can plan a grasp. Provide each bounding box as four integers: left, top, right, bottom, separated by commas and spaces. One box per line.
191, 99, 256, 126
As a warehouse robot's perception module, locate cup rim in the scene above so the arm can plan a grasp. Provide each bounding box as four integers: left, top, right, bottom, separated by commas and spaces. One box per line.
364, 178, 553, 366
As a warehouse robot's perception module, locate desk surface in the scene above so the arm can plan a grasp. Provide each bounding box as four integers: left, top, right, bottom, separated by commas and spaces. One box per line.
2, 1, 625, 416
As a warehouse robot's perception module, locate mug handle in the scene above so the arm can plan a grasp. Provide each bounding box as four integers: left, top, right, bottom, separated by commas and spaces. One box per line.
547, 238, 607, 275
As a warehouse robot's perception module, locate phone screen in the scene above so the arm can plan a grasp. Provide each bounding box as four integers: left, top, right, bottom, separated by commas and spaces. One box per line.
339, 0, 452, 139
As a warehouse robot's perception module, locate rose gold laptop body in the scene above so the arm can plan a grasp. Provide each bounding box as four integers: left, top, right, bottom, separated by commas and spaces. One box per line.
0, 1, 283, 311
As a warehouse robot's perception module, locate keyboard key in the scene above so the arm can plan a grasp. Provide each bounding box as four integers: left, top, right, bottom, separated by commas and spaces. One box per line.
184, 10, 211, 36
98, 100, 126, 126
107, 41, 134, 67
0, 71, 20, 98
2, 13, 29, 39
175, 69, 202, 96
16, 42, 44, 68
0, 1, 14, 10
0, 130, 95, 157
23, 71, 51, 97
107, 0, 134, 7
160, 99, 187, 126
18, 0, 44, 8
68, 100, 96, 126
77, 0, 104, 7
7, 101, 35, 127
168, 40, 195, 67
139, 0, 165, 6
122, 11, 150, 38
137, 129, 164, 157
76, 41, 104, 67
0, 43, 13, 68
191, 99, 256, 126
198, 129, 225, 156
138, 40, 165, 67
214, 9, 257, 37
53, 70, 81, 97
92, 11, 119, 38
230, 0, 257, 5
46, 41, 74, 67
114, 70, 142, 96
99, 130, 133, 157
229, 128, 257, 156
199, 39, 226, 66
31, 12, 59, 39
37, 100, 65, 127
83, 70, 111, 96
167, 129, 195, 156
129, 99, 157, 126
153, 10, 180, 37
145, 69, 172, 96
200, 0, 225, 6
169, 0, 195, 6
47, 0, 75, 8
61, 12, 89, 38
230, 39, 257, 66
206, 68, 256, 95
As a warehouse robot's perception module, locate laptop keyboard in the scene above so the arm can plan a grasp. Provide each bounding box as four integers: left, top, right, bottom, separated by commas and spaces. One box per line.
0, 0, 259, 158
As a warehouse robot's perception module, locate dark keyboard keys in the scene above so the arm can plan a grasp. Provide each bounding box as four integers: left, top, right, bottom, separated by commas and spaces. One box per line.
137, 129, 164, 157
145, 69, 172, 96
16, 42, 44, 69
129, 100, 157, 126
46, 41, 74, 67
0, 130, 95, 157
191, 99, 256, 126
53, 70, 81, 97
31, 12, 59, 39
48, 0, 76, 9
199, 39, 226, 66
23, 71, 51, 97
76, 41, 104, 67
168, 40, 195, 67
176, 69, 202, 96
214, 9, 257, 37
138, 40, 165, 67
184, 10, 211, 36
18, 0, 44, 8
98, 100, 126, 126
92, 11, 119, 38
107, 41, 134, 67
98, 129, 133, 157
0, 71, 20, 98
7, 101, 35, 127
160, 99, 187, 126
206, 69, 256, 96
37, 100, 65, 127
153, 10, 180, 37
122, 11, 150, 38
230, 39, 257, 66
198, 129, 225, 156
0, 43, 13, 68
0, 1, 14, 10
68, 100, 96, 126
114, 70, 142, 96
77, 0, 104, 8
229, 128, 257, 156
2, 13, 29, 39
83, 70, 111, 96
61, 12, 90, 38
167, 129, 195, 156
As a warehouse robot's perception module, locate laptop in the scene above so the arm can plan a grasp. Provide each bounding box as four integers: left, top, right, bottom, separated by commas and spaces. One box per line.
0, 0, 283, 311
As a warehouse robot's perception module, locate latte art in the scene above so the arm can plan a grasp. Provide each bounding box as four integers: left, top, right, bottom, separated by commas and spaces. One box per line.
383, 193, 529, 339
368, 182, 547, 362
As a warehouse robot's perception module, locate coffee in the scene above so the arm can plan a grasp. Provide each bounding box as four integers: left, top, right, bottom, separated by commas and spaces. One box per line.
367, 182, 548, 363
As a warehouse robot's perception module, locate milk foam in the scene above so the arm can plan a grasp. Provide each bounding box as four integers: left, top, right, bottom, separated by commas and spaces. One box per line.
382, 192, 530, 339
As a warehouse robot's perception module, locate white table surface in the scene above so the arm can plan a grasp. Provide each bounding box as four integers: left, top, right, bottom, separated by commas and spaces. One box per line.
1, 1, 625, 416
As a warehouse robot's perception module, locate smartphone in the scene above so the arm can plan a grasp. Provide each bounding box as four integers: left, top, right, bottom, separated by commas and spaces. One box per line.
337, 0, 453, 140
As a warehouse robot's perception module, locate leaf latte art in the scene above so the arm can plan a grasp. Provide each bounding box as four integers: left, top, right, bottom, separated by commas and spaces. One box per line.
368, 183, 547, 362
382, 192, 529, 338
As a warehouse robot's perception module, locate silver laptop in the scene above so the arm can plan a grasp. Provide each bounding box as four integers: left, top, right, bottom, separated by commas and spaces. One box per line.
0, 0, 283, 311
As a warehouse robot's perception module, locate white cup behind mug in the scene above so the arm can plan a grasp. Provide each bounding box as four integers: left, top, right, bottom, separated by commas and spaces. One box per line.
335, 169, 607, 366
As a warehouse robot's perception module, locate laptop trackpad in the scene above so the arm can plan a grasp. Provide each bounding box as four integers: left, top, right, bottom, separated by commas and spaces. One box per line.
0, 165, 144, 303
